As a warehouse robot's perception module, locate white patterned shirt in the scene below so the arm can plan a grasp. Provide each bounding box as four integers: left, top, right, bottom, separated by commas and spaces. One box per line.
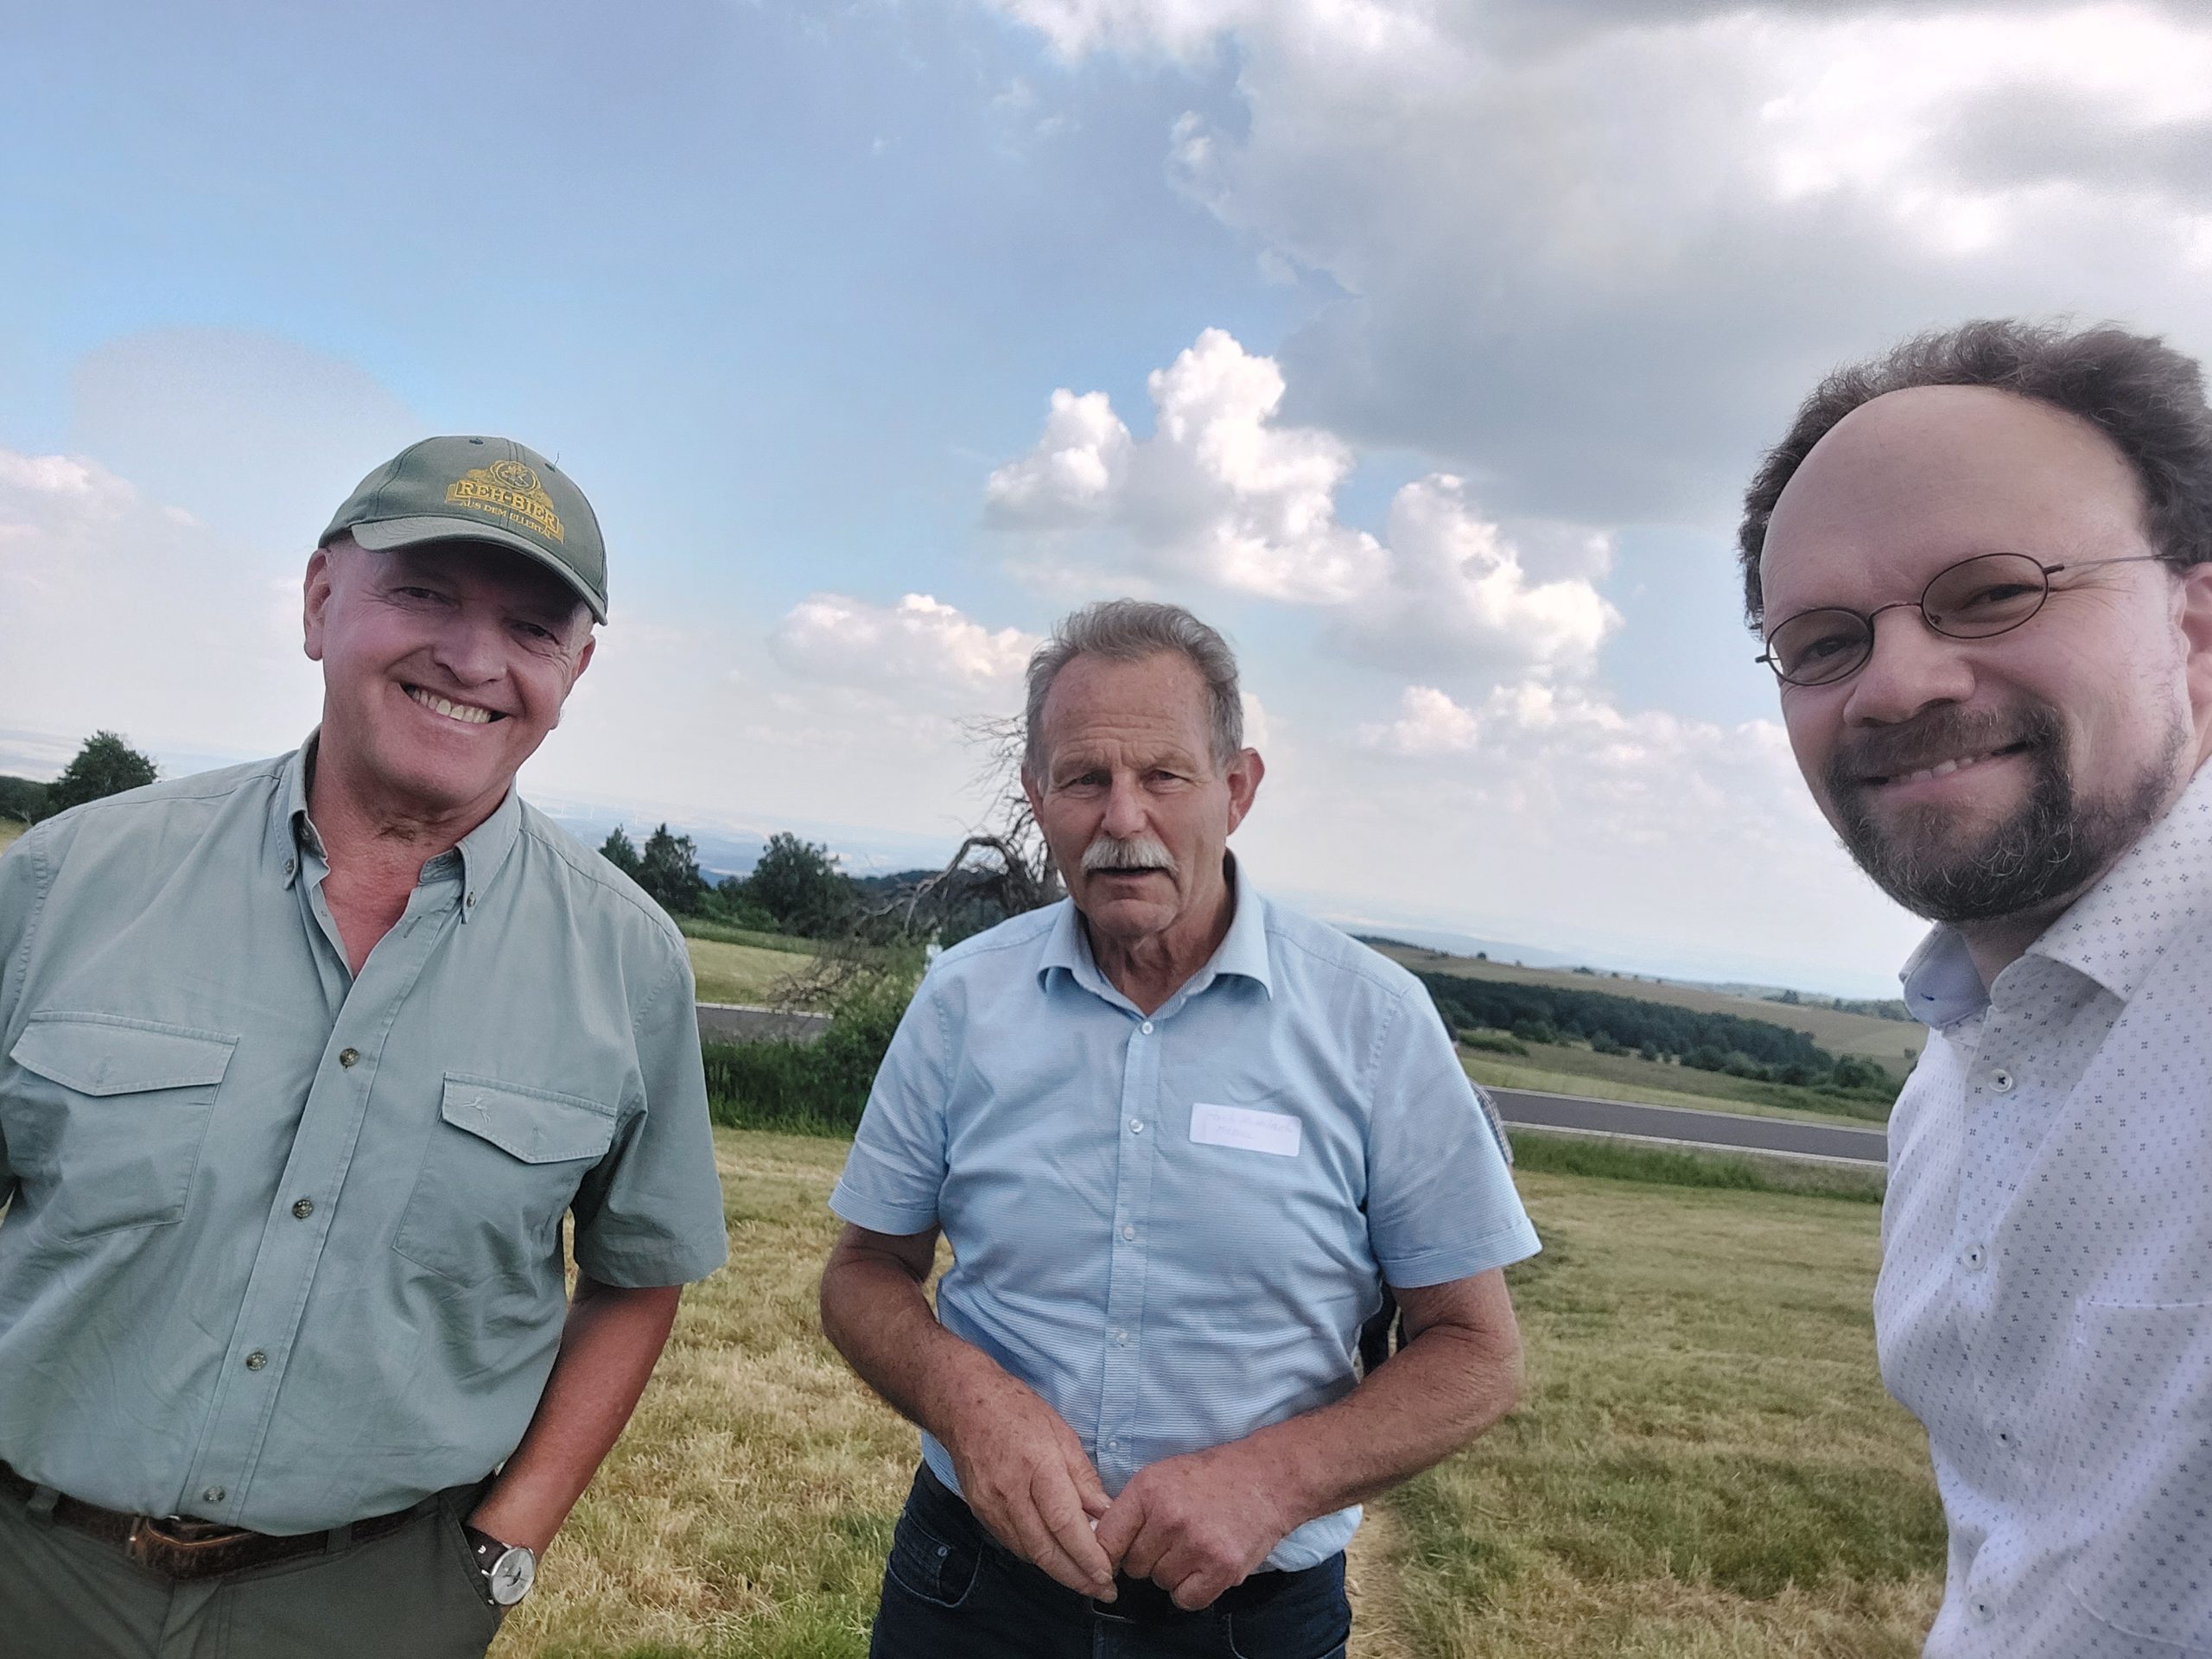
1879, 761, 2212, 1658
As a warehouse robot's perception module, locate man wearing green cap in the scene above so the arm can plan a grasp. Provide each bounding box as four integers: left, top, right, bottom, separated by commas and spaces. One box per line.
0, 438, 729, 1656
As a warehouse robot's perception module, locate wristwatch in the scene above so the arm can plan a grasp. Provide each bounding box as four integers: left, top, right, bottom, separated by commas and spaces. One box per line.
461, 1523, 537, 1607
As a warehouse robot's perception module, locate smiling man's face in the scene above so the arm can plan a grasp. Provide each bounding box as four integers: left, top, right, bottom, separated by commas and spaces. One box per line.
1759, 385, 2196, 925
303, 537, 595, 827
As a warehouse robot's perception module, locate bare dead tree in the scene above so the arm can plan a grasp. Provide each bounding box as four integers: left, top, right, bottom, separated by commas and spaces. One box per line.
767, 717, 1064, 1014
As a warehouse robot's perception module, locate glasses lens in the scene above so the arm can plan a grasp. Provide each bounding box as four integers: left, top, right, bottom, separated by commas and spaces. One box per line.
1923, 552, 2047, 637
1766, 609, 1872, 685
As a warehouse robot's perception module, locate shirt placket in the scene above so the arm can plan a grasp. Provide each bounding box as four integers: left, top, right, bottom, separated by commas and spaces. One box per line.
175, 869, 463, 1524
1095, 1009, 1165, 1491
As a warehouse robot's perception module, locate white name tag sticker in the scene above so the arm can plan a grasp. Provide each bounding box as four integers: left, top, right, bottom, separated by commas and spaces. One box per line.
1190, 1102, 1302, 1158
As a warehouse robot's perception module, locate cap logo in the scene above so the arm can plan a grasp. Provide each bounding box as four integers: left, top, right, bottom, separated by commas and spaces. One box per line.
446, 461, 566, 544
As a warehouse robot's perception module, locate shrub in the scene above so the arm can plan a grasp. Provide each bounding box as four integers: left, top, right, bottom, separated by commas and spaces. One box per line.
1461, 1028, 1530, 1057
702, 962, 918, 1135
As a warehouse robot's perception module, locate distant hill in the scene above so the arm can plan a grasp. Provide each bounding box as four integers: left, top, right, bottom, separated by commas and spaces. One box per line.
1364, 938, 1926, 1068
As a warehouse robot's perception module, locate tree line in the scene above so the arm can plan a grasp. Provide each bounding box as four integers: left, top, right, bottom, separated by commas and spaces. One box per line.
1413, 969, 1896, 1097
0, 732, 159, 825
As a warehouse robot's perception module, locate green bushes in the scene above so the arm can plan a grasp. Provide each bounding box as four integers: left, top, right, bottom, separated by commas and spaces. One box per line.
702, 968, 917, 1135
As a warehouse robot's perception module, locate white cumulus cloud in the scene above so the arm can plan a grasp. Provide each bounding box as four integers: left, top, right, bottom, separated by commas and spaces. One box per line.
771, 592, 1039, 705
989, 329, 1618, 677
987, 327, 1385, 603
987, 1, 2212, 525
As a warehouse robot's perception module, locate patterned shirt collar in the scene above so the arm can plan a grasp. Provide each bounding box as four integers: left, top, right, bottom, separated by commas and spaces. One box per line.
1899, 758, 2212, 1025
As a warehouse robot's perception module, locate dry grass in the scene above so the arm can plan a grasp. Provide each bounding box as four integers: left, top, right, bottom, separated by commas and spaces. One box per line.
1382, 1174, 1942, 1657
687, 939, 819, 1009
0, 819, 24, 856
1373, 943, 1925, 1068
493, 1130, 1941, 1659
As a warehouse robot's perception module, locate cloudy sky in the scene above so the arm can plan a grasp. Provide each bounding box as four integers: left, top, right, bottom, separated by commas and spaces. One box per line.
5, 0, 2209, 995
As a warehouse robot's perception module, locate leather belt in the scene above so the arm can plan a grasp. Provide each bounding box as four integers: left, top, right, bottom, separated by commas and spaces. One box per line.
0, 1461, 423, 1583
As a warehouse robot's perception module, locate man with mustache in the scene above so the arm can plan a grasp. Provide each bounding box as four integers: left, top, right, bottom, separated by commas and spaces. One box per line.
819, 599, 1536, 1657
0, 438, 728, 1655
1742, 321, 2212, 1657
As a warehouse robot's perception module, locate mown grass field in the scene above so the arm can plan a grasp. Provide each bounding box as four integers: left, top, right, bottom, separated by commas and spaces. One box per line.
687, 938, 819, 1008
492, 1128, 1939, 1659
1461, 1039, 1889, 1128
0, 818, 24, 855
1374, 943, 1925, 1070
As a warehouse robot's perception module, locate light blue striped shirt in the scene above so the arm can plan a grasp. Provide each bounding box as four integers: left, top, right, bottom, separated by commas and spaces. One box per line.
830, 872, 1539, 1570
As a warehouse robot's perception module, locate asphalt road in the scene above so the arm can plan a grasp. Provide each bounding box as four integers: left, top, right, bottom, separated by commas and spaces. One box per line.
1488, 1086, 1889, 1165
692, 1004, 1891, 1166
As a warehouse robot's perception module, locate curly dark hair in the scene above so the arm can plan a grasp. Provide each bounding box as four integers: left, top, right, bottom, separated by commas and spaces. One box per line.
1737, 319, 2212, 622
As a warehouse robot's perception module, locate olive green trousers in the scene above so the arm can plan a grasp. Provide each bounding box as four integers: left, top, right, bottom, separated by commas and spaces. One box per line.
0, 1479, 503, 1658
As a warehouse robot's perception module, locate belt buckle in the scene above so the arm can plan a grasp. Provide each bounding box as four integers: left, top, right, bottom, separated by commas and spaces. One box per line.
126, 1515, 252, 1577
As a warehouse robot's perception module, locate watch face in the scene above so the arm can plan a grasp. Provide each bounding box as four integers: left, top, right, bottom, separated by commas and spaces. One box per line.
487, 1545, 537, 1606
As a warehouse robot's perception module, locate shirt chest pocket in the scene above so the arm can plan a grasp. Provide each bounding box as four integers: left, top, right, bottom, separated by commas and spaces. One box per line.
2046, 1299, 2212, 1651
391, 1073, 622, 1287
4, 1014, 237, 1238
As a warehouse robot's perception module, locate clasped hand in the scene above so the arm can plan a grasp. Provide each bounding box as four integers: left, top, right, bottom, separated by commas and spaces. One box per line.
946, 1382, 1296, 1611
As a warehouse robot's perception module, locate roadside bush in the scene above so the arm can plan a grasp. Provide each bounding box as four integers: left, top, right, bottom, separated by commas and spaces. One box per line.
1461, 1028, 1530, 1057
1510, 1017, 1560, 1046
702, 962, 918, 1135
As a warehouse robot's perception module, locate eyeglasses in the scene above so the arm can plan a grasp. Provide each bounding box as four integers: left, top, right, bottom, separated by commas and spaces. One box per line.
1756, 551, 2171, 688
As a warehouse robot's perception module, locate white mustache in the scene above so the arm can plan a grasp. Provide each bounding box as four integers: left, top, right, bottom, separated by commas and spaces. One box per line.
1082, 834, 1176, 874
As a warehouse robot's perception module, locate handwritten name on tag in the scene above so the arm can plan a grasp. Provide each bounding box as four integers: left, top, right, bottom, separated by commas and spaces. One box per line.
1190, 1102, 1302, 1158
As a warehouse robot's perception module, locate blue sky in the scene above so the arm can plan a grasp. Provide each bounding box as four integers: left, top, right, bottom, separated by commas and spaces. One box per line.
7, 0, 2210, 995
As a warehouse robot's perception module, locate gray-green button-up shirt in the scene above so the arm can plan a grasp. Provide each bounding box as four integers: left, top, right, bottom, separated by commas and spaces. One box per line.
0, 744, 728, 1534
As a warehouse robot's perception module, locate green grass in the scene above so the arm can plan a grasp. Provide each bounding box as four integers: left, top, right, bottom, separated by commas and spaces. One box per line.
492, 1127, 1938, 1659
687, 938, 820, 1007
1374, 942, 1926, 1070
678, 918, 819, 957
1509, 1130, 1884, 1204
1464, 1039, 1890, 1127
1388, 1174, 1941, 1656
0, 818, 24, 856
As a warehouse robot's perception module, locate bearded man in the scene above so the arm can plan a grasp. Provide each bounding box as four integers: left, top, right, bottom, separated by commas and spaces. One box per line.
1743, 320, 2212, 1658
818, 599, 1537, 1659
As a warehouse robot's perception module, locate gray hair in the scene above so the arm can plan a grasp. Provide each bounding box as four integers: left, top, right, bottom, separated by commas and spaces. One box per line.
1023, 599, 1244, 778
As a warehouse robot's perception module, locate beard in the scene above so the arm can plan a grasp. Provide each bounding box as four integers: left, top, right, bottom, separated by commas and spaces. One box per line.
1825, 703, 2186, 925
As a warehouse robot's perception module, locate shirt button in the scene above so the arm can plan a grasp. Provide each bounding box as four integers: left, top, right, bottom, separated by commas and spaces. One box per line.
1962, 1244, 1986, 1272
1129, 1119, 1145, 1135
283, 857, 296, 878
244, 1351, 267, 1371
1994, 1427, 2014, 1448
1988, 1069, 2014, 1094
291, 1198, 315, 1220
1140, 1020, 1154, 1034
1106, 1438, 1120, 1451
201, 1486, 225, 1504
1122, 1224, 1136, 1242
465, 892, 476, 907
1114, 1328, 1129, 1346
338, 1048, 359, 1068
1971, 1598, 1995, 1624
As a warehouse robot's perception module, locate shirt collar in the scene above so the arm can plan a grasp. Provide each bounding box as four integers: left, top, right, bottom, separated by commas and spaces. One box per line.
274, 729, 524, 919
1898, 925, 1986, 1031
2027, 757, 2212, 1003
1897, 758, 2212, 1020
1036, 856, 1274, 1006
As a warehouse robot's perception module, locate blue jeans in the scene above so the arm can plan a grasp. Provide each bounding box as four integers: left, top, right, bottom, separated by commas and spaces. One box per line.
868, 1465, 1351, 1659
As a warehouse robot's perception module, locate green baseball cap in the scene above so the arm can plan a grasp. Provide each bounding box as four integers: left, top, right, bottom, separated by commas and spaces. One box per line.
321, 435, 609, 621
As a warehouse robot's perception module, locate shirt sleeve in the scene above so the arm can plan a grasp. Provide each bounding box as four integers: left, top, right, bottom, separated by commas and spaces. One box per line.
828, 975, 950, 1237
569, 941, 729, 1287
1365, 983, 1541, 1287
0, 826, 51, 1205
